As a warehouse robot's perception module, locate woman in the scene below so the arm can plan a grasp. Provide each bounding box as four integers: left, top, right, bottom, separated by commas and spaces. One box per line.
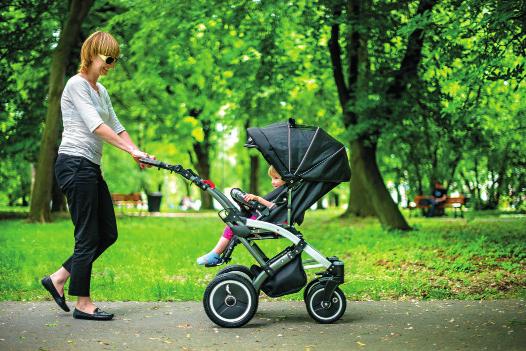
41, 31, 151, 321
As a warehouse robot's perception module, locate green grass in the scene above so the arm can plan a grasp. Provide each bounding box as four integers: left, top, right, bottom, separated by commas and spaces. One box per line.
1, 209, 525, 301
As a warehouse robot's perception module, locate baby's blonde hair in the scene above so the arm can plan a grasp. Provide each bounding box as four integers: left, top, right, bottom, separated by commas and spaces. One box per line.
78, 31, 120, 73
268, 165, 281, 178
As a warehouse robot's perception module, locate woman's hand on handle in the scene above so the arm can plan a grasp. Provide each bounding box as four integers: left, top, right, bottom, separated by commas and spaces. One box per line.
94, 124, 155, 168
130, 149, 155, 169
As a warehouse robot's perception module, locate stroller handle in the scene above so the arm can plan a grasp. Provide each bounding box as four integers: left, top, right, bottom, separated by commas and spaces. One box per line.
139, 158, 235, 210
139, 157, 176, 170
139, 157, 197, 180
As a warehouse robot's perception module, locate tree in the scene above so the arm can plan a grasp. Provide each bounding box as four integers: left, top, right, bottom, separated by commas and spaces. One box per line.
0, 1, 64, 207
29, 0, 93, 222
381, 0, 526, 209
322, 0, 437, 229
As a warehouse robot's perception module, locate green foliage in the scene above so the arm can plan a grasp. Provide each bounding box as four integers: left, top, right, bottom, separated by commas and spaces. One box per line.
1, 0, 525, 213
376, 0, 526, 207
0, 1, 66, 205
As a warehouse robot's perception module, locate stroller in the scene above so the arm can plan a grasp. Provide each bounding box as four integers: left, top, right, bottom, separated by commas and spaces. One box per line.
140, 119, 351, 328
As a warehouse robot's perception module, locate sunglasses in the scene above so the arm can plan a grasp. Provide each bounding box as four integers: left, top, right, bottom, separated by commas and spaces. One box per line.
98, 54, 118, 64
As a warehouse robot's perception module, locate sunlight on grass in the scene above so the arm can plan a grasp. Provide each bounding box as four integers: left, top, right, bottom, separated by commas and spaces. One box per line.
1, 210, 524, 301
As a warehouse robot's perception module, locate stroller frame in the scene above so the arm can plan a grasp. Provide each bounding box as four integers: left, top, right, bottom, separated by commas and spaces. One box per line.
140, 157, 346, 327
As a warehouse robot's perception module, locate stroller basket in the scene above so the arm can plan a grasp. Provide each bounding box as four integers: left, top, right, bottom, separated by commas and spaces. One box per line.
252, 253, 307, 298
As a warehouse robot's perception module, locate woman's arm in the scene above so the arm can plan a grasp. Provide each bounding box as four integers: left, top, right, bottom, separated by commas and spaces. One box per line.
118, 131, 138, 150
94, 123, 134, 152
93, 123, 150, 167
118, 130, 155, 167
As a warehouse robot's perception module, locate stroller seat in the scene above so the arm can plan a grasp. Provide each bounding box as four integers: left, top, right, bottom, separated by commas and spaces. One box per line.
247, 224, 303, 240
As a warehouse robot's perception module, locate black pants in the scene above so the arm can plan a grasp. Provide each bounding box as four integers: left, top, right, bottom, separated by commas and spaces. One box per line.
419, 198, 442, 217
55, 154, 118, 296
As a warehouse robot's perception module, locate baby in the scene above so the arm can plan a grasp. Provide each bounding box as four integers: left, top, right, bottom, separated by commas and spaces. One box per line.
197, 165, 285, 265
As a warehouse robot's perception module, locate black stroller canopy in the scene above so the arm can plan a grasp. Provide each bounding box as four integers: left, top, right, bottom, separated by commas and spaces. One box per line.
246, 119, 351, 183
246, 119, 351, 226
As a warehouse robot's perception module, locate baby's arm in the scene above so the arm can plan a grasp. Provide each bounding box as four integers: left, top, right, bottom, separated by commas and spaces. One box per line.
243, 194, 275, 209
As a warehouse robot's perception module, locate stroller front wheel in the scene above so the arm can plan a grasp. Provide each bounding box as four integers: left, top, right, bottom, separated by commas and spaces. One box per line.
305, 283, 346, 324
303, 278, 320, 304
203, 272, 258, 328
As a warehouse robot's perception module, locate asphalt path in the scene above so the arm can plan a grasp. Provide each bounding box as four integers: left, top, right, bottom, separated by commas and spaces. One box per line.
0, 300, 524, 351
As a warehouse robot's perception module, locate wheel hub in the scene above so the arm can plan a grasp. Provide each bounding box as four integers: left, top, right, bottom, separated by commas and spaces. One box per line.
225, 295, 237, 306
321, 301, 332, 309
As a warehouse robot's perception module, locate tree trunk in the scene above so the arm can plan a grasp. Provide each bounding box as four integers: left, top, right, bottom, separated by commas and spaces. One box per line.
193, 149, 212, 209
344, 154, 376, 217
460, 170, 477, 208
191, 118, 213, 210
394, 178, 402, 205
244, 120, 260, 195
331, 0, 433, 229
486, 169, 498, 209
330, 193, 340, 207
183, 180, 191, 197
474, 158, 483, 209
493, 162, 508, 209
29, 0, 93, 222
445, 155, 462, 190
351, 139, 411, 230
249, 155, 259, 195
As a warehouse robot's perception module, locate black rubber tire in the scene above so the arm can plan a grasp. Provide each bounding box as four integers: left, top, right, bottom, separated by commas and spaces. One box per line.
216, 265, 253, 282
303, 278, 321, 304
305, 283, 346, 324
203, 273, 258, 328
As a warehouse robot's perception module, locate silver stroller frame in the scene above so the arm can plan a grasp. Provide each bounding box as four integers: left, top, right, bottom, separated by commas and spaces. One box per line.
140, 158, 346, 328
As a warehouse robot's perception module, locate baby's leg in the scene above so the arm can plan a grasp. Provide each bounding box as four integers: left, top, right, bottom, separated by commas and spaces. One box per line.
212, 237, 231, 254
196, 227, 232, 265
213, 226, 233, 253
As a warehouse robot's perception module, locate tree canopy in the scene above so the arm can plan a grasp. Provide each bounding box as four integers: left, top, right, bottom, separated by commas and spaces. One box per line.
1, 0, 524, 222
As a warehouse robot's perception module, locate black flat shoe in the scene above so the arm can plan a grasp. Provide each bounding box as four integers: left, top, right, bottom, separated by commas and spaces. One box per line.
41, 276, 70, 312
73, 308, 114, 321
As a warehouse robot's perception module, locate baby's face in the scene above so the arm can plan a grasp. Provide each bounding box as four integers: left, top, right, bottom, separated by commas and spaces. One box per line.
271, 176, 286, 188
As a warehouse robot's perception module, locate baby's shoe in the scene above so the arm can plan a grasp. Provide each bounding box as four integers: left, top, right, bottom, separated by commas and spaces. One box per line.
197, 252, 221, 266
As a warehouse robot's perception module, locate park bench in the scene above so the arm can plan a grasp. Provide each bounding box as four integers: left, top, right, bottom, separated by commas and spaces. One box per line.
409, 195, 466, 218
111, 193, 144, 213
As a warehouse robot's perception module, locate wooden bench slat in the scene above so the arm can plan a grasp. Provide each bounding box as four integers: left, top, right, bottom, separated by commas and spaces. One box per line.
111, 193, 144, 211
410, 195, 466, 218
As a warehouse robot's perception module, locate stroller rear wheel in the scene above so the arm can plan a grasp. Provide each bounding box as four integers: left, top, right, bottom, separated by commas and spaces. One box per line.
305, 283, 346, 324
203, 272, 258, 328
216, 265, 254, 282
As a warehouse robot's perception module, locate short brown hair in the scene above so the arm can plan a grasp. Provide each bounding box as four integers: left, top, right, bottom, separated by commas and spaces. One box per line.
78, 31, 120, 73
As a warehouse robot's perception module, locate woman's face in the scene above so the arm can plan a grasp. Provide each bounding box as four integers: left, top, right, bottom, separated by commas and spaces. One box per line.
91, 54, 116, 76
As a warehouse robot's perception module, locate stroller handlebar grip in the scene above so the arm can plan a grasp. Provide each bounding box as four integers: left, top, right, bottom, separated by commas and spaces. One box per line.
140, 158, 207, 189
139, 157, 164, 167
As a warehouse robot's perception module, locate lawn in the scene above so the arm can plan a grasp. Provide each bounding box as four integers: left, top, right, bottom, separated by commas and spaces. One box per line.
1, 209, 525, 302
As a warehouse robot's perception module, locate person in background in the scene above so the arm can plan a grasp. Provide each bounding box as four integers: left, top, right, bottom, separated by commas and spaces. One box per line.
426, 181, 447, 217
